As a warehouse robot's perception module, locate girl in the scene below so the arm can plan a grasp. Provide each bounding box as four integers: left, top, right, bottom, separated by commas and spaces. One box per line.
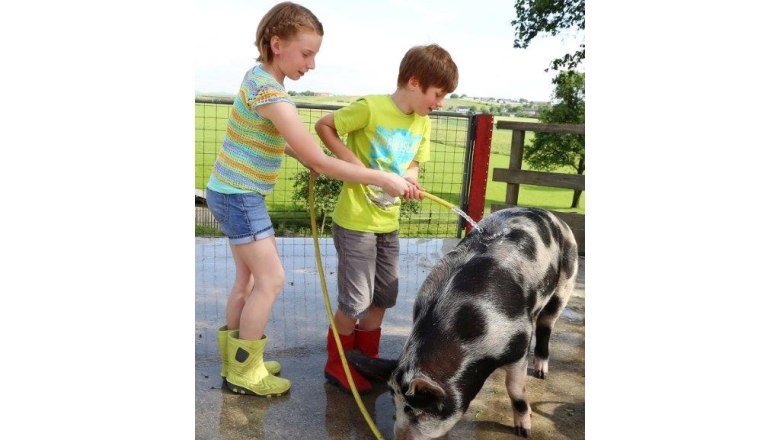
206, 1, 411, 397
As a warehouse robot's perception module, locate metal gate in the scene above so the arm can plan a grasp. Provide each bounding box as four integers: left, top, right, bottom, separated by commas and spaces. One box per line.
195, 97, 491, 239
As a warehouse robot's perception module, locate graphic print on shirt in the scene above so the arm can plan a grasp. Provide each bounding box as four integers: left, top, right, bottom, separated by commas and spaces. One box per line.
365, 126, 422, 209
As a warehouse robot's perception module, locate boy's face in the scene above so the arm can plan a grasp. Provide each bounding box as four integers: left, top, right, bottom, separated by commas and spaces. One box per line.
273, 30, 322, 81
409, 78, 447, 116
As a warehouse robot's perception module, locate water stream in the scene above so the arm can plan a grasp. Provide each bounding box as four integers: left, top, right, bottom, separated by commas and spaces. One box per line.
451, 207, 481, 233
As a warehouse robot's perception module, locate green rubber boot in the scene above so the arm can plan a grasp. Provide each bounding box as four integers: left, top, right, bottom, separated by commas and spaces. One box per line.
225, 331, 291, 397
218, 326, 280, 386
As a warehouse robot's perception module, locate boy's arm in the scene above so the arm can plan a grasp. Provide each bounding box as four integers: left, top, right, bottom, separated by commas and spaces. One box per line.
315, 113, 363, 167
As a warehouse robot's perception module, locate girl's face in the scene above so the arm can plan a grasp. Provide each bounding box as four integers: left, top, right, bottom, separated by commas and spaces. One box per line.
270, 30, 322, 83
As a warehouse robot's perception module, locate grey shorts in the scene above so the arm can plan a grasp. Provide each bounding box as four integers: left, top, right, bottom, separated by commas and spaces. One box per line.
332, 222, 400, 320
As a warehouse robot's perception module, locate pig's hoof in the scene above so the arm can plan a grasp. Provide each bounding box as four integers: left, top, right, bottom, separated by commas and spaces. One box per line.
514, 426, 530, 437
532, 358, 549, 378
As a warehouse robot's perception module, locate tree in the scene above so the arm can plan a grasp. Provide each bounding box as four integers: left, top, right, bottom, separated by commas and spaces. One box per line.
511, 0, 585, 71
292, 170, 342, 234
524, 70, 584, 208
449, 93, 459, 99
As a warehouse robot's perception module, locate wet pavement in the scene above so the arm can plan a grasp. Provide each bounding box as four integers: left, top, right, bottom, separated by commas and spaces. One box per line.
196, 237, 585, 440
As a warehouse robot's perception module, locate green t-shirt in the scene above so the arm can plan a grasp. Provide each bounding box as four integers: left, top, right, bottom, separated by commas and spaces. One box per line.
331, 95, 431, 233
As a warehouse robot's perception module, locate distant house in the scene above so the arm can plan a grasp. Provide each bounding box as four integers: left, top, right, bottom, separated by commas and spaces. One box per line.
454, 106, 470, 114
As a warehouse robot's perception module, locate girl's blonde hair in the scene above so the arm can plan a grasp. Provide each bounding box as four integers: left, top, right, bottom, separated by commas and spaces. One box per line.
255, 2, 324, 63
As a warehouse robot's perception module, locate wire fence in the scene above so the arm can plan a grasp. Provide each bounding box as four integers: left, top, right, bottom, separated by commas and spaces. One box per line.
195, 97, 474, 239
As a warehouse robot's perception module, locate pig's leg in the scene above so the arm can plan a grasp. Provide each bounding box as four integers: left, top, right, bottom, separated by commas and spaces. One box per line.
505, 357, 532, 437
533, 273, 576, 379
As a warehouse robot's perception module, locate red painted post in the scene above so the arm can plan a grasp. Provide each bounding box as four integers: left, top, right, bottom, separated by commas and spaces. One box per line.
465, 114, 493, 234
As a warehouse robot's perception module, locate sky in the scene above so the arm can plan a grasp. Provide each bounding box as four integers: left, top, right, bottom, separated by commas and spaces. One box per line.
195, 0, 584, 101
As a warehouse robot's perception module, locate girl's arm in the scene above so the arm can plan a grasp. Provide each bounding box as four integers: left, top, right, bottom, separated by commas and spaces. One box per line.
259, 102, 410, 197
403, 161, 424, 200
284, 145, 305, 166
284, 144, 316, 177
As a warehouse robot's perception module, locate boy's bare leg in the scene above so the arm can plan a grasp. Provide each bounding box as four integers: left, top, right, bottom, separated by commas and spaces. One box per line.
334, 309, 357, 335
357, 306, 385, 331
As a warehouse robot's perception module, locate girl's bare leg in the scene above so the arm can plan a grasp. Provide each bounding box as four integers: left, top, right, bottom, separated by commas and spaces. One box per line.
230, 236, 285, 340
226, 244, 253, 329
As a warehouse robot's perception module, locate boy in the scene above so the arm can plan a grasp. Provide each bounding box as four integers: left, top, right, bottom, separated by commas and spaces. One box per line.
315, 44, 458, 392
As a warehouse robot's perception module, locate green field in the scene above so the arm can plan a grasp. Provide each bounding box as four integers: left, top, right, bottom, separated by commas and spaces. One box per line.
195, 96, 584, 236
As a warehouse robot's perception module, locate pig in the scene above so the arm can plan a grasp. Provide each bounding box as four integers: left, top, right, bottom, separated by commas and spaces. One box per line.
346, 207, 579, 439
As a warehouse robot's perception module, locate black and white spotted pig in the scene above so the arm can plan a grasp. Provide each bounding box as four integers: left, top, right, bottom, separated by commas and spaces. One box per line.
347, 207, 579, 439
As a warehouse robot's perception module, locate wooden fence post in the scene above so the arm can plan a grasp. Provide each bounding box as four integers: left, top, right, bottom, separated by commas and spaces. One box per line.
506, 128, 526, 205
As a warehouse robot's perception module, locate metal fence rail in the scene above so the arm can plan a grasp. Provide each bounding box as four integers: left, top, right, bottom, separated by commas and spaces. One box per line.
195, 97, 474, 238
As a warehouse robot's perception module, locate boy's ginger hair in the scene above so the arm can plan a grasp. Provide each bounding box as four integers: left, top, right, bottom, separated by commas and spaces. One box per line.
255, 2, 324, 63
397, 44, 459, 93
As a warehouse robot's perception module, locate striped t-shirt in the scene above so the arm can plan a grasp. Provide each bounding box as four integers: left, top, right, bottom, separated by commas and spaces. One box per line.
209, 65, 292, 195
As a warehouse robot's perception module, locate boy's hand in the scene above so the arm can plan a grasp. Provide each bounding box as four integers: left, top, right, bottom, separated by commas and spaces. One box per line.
403, 176, 424, 200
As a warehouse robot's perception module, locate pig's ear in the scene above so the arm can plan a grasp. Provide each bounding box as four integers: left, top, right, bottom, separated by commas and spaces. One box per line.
407, 376, 446, 400
405, 376, 446, 411
345, 350, 398, 382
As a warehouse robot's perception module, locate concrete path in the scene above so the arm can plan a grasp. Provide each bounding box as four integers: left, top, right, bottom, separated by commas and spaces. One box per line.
196, 237, 584, 439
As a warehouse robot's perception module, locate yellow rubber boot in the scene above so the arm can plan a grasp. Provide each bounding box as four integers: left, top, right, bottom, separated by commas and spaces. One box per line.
218, 326, 280, 383
225, 331, 291, 397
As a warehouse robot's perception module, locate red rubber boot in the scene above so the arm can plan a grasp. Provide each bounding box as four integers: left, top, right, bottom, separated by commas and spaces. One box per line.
324, 327, 372, 394
354, 327, 381, 359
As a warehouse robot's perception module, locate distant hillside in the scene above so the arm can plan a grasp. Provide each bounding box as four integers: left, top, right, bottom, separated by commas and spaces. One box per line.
195, 93, 548, 118
288, 95, 360, 106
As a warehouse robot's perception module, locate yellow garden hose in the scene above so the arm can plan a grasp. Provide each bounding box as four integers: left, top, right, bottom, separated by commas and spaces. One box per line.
308, 176, 467, 439
419, 190, 456, 210
308, 174, 385, 440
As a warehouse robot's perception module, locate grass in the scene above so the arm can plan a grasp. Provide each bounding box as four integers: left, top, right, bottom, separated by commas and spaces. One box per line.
485, 153, 585, 215
489, 115, 539, 155
195, 97, 584, 236
195, 224, 223, 236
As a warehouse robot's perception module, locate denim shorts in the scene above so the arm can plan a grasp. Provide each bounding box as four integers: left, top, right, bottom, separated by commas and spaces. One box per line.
206, 188, 274, 245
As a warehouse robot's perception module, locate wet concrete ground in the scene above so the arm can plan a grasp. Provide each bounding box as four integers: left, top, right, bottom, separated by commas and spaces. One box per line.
196, 237, 585, 440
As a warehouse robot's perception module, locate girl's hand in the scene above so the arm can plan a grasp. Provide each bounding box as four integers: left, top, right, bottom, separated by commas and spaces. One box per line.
380, 173, 412, 197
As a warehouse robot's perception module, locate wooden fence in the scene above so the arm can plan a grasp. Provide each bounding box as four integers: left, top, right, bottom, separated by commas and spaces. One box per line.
491, 121, 585, 255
